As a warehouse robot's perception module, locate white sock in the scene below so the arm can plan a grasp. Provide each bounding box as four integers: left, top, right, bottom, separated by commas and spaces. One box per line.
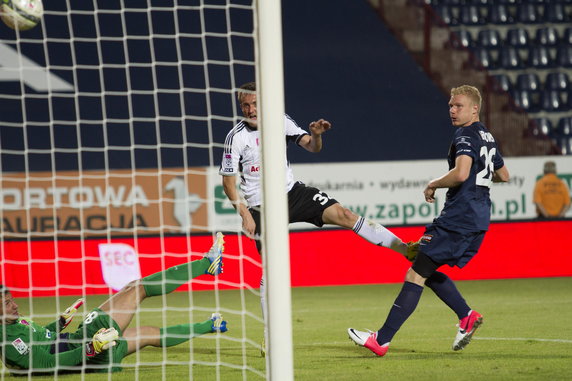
352, 216, 406, 255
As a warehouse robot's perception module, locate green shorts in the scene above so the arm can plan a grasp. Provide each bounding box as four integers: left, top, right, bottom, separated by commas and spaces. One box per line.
72, 308, 129, 373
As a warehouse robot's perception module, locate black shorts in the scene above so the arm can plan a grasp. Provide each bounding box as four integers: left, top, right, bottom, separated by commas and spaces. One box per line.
249, 181, 338, 252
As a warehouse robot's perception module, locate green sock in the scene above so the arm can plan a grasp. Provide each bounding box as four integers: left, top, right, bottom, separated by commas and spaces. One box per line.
160, 320, 213, 347
142, 258, 210, 297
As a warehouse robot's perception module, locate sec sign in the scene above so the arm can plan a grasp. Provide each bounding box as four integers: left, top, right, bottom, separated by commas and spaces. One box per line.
98, 243, 142, 291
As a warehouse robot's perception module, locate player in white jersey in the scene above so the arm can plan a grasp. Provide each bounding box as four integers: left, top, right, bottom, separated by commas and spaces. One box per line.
220, 82, 418, 355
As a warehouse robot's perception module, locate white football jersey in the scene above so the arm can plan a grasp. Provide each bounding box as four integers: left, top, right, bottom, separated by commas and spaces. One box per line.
219, 114, 309, 207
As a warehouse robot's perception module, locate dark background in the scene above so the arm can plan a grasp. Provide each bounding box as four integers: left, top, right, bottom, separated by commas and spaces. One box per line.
0, 0, 451, 173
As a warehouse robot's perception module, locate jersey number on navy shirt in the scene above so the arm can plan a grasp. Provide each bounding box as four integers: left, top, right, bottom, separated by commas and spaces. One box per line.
475, 146, 497, 188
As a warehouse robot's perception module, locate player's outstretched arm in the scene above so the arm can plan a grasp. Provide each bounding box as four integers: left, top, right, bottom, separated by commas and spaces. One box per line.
300, 119, 331, 153
23, 327, 115, 371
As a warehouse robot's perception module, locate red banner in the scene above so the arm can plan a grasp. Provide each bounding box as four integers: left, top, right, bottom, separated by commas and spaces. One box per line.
2, 220, 571, 297
290, 220, 572, 286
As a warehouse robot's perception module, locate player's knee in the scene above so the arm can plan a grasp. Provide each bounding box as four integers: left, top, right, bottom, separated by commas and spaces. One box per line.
120, 279, 146, 297
342, 207, 356, 220
323, 204, 356, 228
405, 267, 427, 286
338, 207, 357, 226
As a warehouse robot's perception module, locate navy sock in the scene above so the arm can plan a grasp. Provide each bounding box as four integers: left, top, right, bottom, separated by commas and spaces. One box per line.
425, 271, 470, 320
377, 281, 424, 345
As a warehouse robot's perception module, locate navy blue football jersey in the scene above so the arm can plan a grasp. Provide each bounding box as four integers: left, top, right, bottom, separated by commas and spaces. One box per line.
435, 122, 504, 232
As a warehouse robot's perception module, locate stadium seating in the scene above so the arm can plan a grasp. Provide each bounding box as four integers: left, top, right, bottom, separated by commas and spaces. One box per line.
528, 117, 552, 138
511, 89, 540, 113
477, 29, 501, 49
488, 4, 513, 25
516, 4, 542, 24
472, 47, 497, 70
434, 5, 459, 26
516, 73, 541, 93
529, 46, 556, 69
556, 116, 572, 137
535, 27, 559, 47
506, 28, 530, 48
449, 29, 473, 49
544, 3, 568, 24
426, 0, 572, 153
545, 72, 570, 91
562, 27, 572, 46
460, 5, 486, 25
556, 45, 572, 68
540, 89, 569, 112
557, 137, 572, 154
490, 73, 512, 93
499, 46, 524, 70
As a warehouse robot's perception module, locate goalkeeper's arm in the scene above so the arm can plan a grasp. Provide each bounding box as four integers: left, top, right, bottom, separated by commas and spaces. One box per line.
44, 298, 85, 333
26, 328, 119, 370
60, 298, 85, 330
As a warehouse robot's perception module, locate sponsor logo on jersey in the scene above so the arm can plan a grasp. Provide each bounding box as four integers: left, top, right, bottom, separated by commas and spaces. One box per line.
12, 338, 30, 355
250, 166, 260, 172
420, 234, 433, 243
224, 154, 232, 167
456, 136, 472, 146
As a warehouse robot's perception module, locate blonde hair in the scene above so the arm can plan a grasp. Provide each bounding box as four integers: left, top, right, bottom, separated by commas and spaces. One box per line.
451, 85, 482, 111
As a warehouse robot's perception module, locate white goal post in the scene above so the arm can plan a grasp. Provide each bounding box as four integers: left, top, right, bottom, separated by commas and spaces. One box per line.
256, 1, 294, 380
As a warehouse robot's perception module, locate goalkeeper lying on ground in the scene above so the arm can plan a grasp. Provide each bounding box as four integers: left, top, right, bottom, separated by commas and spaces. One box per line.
0, 233, 227, 374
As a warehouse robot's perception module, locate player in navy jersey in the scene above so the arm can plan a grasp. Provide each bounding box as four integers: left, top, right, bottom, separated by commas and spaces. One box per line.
220, 82, 418, 356
349, 85, 510, 357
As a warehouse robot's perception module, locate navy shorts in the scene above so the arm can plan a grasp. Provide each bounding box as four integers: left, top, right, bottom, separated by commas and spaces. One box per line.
249, 182, 338, 253
418, 223, 486, 269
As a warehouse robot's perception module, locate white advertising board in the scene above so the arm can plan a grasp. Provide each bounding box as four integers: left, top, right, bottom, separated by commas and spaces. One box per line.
208, 156, 572, 231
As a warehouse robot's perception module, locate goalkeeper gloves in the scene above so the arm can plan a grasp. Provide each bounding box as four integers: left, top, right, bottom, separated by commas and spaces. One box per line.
85, 327, 119, 358
59, 298, 85, 330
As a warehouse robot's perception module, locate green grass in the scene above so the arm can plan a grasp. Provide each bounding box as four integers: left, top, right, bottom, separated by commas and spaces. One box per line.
2, 277, 572, 380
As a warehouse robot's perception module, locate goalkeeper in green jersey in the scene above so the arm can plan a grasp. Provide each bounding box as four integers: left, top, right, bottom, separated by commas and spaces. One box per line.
0, 233, 226, 375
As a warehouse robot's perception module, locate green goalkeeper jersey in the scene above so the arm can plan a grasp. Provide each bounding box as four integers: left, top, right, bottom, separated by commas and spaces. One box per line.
0, 317, 85, 371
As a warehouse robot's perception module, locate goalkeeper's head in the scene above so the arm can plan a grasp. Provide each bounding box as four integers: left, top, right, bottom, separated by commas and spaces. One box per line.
0, 284, 19, 325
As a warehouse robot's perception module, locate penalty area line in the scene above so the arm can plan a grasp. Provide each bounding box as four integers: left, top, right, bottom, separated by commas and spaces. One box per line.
475, 337, 572, 344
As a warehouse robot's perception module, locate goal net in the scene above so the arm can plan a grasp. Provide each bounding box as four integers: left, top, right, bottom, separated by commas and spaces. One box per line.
0, 0, 288, 379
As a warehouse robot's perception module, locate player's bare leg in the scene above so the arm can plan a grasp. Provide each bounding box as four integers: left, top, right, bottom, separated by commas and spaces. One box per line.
321, 203, 359, 228
322, 204, 417, 259
98, 280, 146, 332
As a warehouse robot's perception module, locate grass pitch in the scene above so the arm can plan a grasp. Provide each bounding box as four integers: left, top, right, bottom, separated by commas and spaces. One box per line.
2, 277, 571, 380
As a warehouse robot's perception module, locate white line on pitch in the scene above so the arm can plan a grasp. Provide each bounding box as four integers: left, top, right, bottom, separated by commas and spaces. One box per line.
475, 337, 572, 343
